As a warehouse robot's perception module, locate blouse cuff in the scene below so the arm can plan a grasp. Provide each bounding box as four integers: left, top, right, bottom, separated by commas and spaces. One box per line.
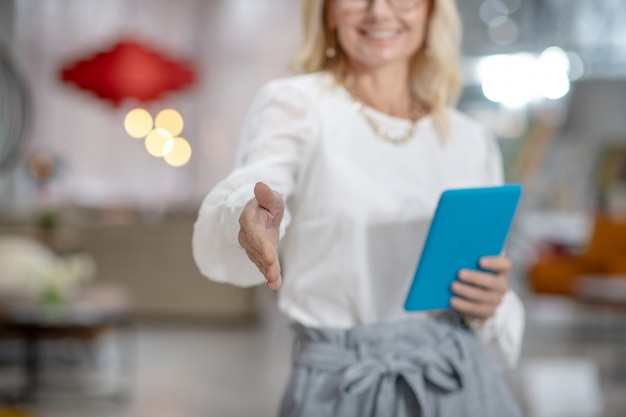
472, 290, 524, 368
224, 184, 255, 248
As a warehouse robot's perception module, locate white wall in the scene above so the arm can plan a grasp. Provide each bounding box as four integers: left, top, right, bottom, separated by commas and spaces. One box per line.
10, 0, 302, 214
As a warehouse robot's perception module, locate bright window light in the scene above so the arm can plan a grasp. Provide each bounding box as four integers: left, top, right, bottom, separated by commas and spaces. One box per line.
479, 48, 571, 107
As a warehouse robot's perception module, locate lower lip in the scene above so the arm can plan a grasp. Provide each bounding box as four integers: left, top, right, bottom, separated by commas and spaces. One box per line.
360, 30, 401, 45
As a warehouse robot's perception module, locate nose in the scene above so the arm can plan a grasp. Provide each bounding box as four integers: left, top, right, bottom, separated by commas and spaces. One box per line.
367, 0, 395, 18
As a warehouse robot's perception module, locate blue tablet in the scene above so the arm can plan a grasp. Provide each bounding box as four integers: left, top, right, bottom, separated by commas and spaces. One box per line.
404, 184, 522, 311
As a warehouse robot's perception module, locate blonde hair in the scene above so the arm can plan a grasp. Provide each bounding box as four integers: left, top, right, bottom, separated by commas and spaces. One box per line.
289, 0, 463, 135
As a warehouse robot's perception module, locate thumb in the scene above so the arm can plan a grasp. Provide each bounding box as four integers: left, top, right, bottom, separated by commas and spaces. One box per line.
254, 182, 283, 217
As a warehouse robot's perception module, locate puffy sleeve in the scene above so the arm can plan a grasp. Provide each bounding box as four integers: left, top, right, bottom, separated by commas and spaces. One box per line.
192, 79, 318, 287
472, 128, 526, 368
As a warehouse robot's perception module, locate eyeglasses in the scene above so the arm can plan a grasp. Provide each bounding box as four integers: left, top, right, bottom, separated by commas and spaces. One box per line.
335, 0, 425, 13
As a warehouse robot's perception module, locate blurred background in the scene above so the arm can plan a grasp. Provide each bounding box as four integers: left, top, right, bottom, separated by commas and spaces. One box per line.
0, 0, 625, 416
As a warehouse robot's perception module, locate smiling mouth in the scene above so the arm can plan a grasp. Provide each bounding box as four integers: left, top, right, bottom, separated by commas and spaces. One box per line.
360, 29, 403, 40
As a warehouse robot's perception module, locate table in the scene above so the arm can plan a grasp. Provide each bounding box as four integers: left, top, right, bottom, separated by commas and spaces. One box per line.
0, 283, 133, 404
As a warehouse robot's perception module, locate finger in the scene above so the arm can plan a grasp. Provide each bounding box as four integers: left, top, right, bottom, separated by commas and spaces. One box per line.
479, 256, 512, 273
244, 248, 267, 276
246, 248, 281, 289
258, 234, 278, 267
241, 221, 271, 257
450, 297, 494, 320
266, 257, 281, 280
239, 227, 274, 277
451, 281, 501, 305
238, 227, 253, 252
266, 266, 282, 291
238, 228, 264, 266
458, 269, 508, 293
254, 182, 283, 217
248, 231, 278, 275
260, 236, 281, 289
244, 240, 281, 288
248, 227, 280, 269
266, 276, 282, 290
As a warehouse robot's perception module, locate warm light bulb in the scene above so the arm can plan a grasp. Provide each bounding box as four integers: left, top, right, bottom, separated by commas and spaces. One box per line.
145, 128, 173, 157
155, 109, 184, 137
164, 137, 192, 167
162, 138, 175, 156
124, 108, 153, 138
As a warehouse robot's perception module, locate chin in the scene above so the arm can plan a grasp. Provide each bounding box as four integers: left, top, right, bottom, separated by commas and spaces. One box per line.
350, 46, 412, 67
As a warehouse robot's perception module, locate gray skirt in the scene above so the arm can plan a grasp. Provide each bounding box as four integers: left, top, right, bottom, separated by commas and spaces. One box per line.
278, 313, 522, 417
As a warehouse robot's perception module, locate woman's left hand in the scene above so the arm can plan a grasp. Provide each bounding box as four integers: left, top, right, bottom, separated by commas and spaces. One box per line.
450, 256, 511, 321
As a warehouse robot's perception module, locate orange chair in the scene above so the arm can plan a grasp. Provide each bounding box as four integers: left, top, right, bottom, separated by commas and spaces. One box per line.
529, 213, 626, 295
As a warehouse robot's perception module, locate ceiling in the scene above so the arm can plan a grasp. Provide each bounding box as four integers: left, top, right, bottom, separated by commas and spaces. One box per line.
458, 0, 626, 78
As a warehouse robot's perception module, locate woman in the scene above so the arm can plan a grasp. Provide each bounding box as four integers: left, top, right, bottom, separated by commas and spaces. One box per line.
193, 0, 524, 415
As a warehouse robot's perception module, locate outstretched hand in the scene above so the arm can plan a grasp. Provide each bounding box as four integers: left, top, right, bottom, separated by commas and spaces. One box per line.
238, 182, 284, 290
450, 256, 511, 321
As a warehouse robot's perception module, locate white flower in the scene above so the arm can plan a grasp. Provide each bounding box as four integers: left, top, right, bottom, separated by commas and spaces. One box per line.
0, 235, 96, 298
48, 254, 97, 291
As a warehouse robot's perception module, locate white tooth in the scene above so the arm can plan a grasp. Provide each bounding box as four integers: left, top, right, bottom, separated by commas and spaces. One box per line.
366, 30, 399, 39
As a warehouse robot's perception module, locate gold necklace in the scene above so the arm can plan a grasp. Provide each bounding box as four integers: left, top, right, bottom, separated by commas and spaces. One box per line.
347, 87, 423, 146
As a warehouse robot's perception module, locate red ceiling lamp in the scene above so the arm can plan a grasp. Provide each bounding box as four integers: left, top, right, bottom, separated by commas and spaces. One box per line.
60, 39, 196, 106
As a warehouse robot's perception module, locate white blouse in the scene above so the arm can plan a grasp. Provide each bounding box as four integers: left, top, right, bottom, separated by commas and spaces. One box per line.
193, 72, 524, 367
